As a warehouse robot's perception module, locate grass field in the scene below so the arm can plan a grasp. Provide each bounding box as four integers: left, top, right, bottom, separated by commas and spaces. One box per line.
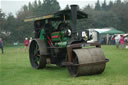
0, 45, 128, 85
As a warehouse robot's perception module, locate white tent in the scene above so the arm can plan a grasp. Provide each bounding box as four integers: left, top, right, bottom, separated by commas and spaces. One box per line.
94, 29, 111, 34
88, 28, 115, 44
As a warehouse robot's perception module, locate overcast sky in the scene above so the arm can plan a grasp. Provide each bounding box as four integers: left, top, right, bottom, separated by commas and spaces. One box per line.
0, 0, 118, 16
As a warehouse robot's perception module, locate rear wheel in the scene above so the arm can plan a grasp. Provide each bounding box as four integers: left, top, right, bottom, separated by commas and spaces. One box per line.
29, 40, 46, 69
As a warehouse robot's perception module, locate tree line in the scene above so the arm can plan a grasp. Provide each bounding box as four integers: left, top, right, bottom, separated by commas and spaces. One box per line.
82, 0, 128, 32
0, 0, 128, 44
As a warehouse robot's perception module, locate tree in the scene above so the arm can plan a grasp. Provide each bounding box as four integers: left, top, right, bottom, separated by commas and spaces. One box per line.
0, 9, 5, 20
28, 2, 33, 11
4, 13, 15, 31
42, 0, 60, 15
82, 5, 95, 29
86, 4, 91, 9
95, 0, 101, 10
64, 5, 70, 10
0, 9, 5, 30
3, 13, 17, 42
0, 9, 6, 38
108, 1, 114, 10
111, 1, 128, 32
102, 0, 108, 10
116, 0, 122, 4
33, 0, 38, 8
38, 0, 42, 7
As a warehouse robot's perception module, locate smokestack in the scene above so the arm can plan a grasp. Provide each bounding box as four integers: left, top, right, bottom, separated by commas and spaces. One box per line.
70, 5, 78, 34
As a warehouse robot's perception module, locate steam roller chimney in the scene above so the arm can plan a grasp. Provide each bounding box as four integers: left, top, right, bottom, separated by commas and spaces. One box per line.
70, 5, 78, 35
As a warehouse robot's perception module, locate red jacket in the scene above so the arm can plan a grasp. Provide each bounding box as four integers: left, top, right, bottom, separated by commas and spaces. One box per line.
120, 37, 124, 44
24, 40, 29, 45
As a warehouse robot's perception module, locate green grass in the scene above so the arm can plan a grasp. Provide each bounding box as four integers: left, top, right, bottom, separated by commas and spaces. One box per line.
0, 45, 128, 85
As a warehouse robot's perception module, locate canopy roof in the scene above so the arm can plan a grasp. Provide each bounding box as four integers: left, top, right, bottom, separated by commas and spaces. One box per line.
94, 29, 110, 34
89, 28, 124, 34
101, 29, 124, 34
54, 9, 88, 19
24, 9, 88, 22
24, 15, 55, 22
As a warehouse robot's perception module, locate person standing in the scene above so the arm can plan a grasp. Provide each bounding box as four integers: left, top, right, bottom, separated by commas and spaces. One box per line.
120, 35, 125, 49
29, 37, 32, 45
0, 38, 4, 54
115, 35, 120, 48
24, 37, 29, 52
112, 35, 115, 45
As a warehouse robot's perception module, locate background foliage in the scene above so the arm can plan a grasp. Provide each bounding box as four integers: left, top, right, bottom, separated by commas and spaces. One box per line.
0, 0, 128, 44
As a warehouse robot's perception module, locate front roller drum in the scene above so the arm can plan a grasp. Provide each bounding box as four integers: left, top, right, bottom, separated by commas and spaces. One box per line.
68, 48, 107, 77
29, 39, 47, 69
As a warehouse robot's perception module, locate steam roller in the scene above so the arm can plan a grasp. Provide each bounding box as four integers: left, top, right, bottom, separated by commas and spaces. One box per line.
67, 47, 107, 76
24, 4, 109, 77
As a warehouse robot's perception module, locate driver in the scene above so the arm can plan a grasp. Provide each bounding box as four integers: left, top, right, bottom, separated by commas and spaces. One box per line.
44, 20, 54, 37
57, 22, 72, 37
34, 20, 45, 38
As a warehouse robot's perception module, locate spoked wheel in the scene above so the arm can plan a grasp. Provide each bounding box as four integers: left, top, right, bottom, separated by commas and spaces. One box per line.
29, 40, 46, 69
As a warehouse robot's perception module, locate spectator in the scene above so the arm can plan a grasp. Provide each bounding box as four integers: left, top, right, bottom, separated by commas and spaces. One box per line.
112, 35, 115, 45
29, 37, 32, 44
115, 35, 120, 48
125, 35, 128, 48
124, 35, 128, 48
0, 38, 4, 54
120, 35, 125, 49
24, 37, 29, 52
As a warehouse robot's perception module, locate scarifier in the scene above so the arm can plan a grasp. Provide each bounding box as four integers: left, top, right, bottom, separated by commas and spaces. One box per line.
24, 5, 109, 77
